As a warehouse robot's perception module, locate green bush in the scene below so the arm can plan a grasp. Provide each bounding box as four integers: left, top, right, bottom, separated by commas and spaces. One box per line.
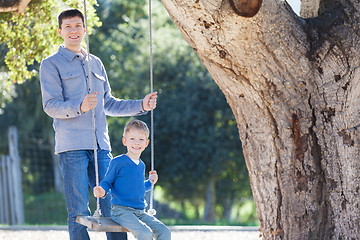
24, 192, 67, 225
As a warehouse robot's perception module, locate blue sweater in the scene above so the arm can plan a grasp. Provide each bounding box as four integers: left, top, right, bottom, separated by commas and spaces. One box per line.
100, 154, 152, 209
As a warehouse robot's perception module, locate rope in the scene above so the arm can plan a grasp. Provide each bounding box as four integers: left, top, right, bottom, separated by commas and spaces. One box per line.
148, 0, 157, 216
82, 0, 156, 217
83, 0, 101, 219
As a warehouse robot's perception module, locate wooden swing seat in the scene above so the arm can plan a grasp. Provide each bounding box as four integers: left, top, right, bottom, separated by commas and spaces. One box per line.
76, 215, 129, 232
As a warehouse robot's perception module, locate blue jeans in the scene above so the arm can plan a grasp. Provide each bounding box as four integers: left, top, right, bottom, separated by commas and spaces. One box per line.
111, 205, 171, 240
59, 149, 127, 240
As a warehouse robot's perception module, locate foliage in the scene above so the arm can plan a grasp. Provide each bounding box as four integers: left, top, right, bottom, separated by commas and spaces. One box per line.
0, 0, 255, 225
91, 0, 253, 221
24, 192, 67, 224
0, 0, 101, 105
23, 191, 257, 226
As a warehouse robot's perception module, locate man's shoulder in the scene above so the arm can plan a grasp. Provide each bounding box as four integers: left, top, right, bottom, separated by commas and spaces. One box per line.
41, 50, 62, 64
89, 53, 102, 65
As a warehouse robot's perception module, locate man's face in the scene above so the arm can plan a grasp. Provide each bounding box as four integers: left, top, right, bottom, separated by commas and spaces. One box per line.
58, 16, 85, 50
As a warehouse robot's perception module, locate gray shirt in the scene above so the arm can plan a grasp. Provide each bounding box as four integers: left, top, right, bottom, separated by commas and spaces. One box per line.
40, 46, 145, 154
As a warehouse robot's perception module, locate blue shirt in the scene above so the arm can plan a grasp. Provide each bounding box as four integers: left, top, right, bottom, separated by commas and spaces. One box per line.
100, 154, 152, 209
40, 46, 146, 154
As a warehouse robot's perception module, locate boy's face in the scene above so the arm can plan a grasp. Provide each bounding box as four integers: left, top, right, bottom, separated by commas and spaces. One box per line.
58, 16, 85, 51
122, 129, 149, 159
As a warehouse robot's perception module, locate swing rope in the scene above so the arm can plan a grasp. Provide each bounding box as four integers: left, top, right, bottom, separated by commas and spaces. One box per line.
83, 0, 101, 220
148, 0, 156, 216
82, 0, 156, 219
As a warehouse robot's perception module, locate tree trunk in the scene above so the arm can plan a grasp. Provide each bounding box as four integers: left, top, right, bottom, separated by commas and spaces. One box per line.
161, 0, 360, 239
222, 196, 234, 222
300, 0, 320, 18
203, 177, 216, 222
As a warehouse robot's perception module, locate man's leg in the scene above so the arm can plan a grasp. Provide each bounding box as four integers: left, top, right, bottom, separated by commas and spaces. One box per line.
89, 149, 127, 240
59, 150, 91, 240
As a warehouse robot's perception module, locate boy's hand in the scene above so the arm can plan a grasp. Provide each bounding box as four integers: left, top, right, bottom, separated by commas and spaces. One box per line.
93, 186, 105, 198
149, 170, 158, 184
81, 91, 98, 113
142, 92, 158, 111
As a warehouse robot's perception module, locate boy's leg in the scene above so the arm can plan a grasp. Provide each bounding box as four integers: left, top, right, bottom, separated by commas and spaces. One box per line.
111, 206, 153, 240
89, 149, 127, 240
59, 150, 91, 240
139, 212, 171, 240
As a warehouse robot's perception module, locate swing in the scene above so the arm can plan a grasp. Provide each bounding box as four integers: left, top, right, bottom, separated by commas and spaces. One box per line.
76, 0, 156, 232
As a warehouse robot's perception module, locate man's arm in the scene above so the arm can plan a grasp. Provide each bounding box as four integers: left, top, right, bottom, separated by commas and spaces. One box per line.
99, 61, 157, 116
142, 92, 157, 111
40, 59, 83, 119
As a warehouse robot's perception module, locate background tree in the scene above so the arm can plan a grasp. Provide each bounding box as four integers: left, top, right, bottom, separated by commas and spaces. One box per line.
0, 0, 253, 224
161, 0, 360, 239
0, 0, 102, 196
0, 0, 100, 104
91, 0, 251, 222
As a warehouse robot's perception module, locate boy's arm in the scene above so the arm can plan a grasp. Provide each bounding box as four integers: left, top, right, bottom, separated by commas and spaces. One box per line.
98, 157, 119, 194
145, 170, 158, 191
93, 186, 106, 198
149, 170, 158, 184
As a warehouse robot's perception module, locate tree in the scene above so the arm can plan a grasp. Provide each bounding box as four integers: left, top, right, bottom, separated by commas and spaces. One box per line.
0, 0, 101, 196
90, 0, 250, 222
0, 0, 100, 105
161, 0, 359, 239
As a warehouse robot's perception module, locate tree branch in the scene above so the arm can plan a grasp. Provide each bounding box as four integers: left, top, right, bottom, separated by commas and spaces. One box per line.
0, 0, 32, 13
300, 0, 320, 18
229, 0, 262, 17
161, 0, 309, 81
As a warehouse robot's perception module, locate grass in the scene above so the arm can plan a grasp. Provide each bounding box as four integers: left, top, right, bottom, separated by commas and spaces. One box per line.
24, 192, 68, 225
23, 191, 258, 226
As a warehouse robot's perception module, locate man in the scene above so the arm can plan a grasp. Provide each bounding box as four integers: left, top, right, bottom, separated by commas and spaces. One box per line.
40, 8, 157, 240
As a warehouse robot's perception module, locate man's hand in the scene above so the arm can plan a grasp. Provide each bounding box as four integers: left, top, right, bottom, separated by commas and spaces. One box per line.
142, 92, 158, 111
149, 170, 158, 184
80, 92, 98, 113
93, 186, 105, 198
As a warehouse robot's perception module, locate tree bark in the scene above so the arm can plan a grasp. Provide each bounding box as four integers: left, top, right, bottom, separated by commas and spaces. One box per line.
0, 0, 31, 13
161, 0, 360, 239
300, 0, 320, 18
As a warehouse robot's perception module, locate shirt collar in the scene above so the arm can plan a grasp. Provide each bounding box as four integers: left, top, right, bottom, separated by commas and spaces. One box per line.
58, 45, 88, 61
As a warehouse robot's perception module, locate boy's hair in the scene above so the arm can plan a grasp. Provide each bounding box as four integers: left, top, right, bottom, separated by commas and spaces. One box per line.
58, 9, 84, 29
123, 120, 149, 138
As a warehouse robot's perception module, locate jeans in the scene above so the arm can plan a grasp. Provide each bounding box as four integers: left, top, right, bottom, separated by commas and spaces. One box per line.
111, 205, 171, 240
59, 149, 127, 240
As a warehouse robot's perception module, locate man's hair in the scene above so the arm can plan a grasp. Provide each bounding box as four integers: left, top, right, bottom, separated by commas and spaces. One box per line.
58, 9, 84, 29
123, 120, 150, 139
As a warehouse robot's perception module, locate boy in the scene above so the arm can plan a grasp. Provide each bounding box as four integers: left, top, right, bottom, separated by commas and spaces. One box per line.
40, 8, 157, 240
94, 120, 171, 240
